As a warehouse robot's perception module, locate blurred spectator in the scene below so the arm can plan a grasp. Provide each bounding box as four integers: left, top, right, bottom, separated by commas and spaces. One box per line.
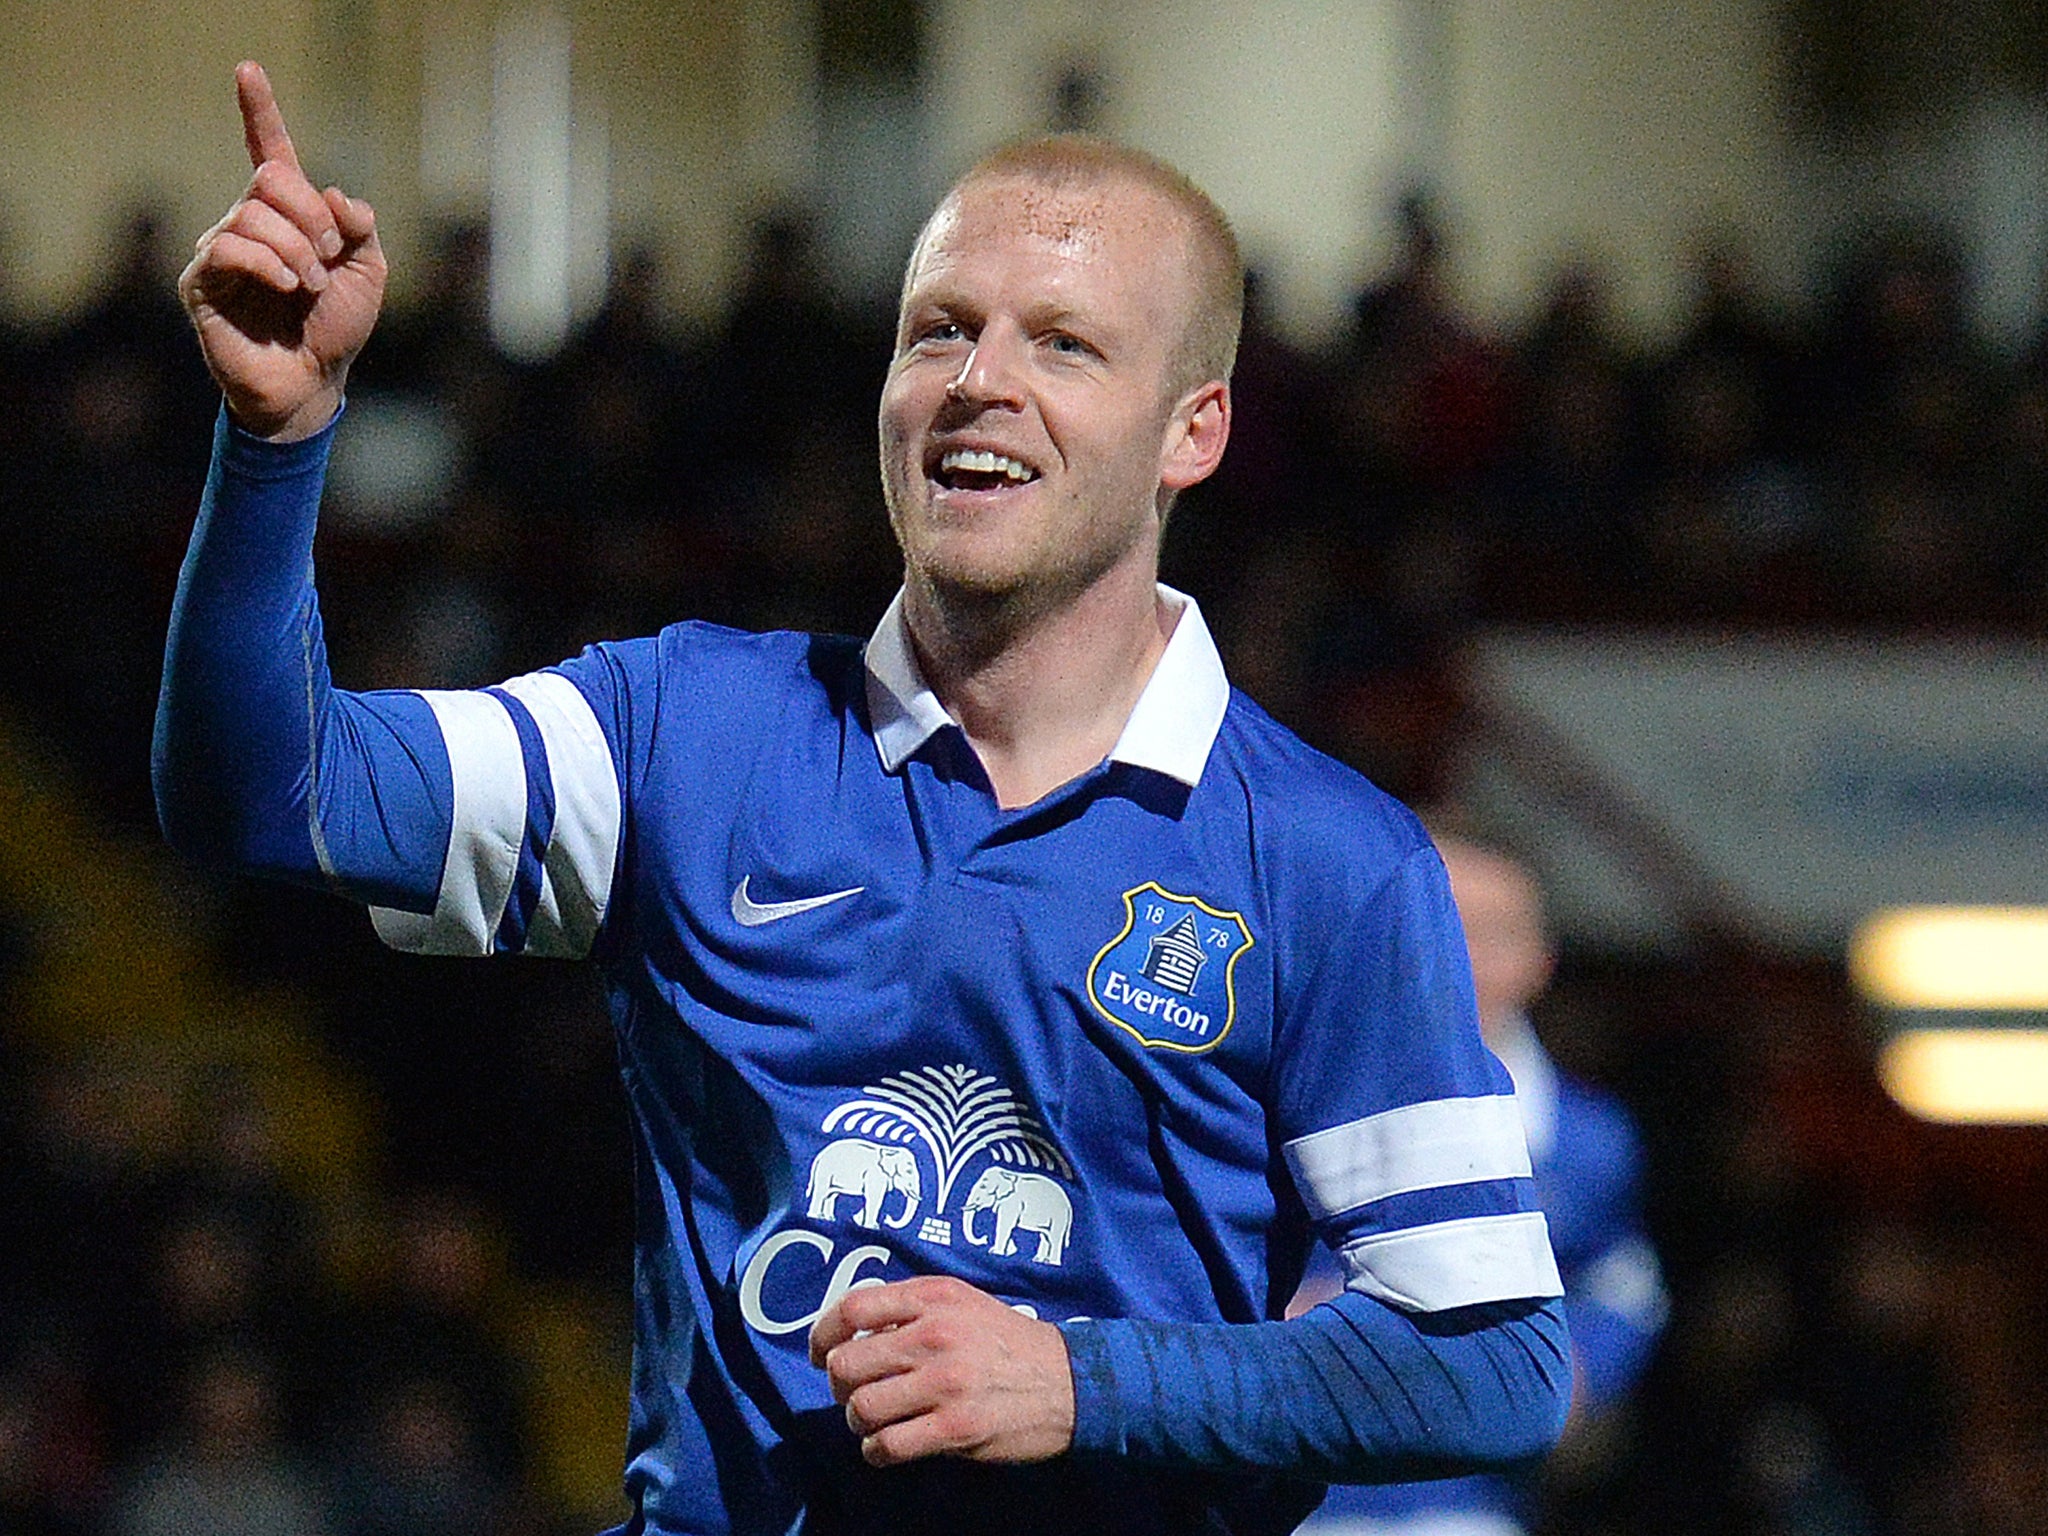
0, 211, 33, 625
110, 1346, 337, 1536
330, 1375, 518, 1536
1985, 356, 2048, 621
1813, 226, 2009, 621
739, 421, 901, 637
1668, 230, 1804, 448
0, 1348, 109, 1536
706, 209, 879, 477
1294, 826, 1667, 1536
326, 1187, 526, 1483
1166, 267, 1339, 718
11, 1058, 180, 1367
1636, 346, 1823, 619
533, 243, 727, 644
115, 1194, 335, 1455
9, 200, 215, 827
1178, 266, 1326, 543
1810, 1220, 1956, 1530
1485, 256, 1640, 611
360, 217, 512, 448
1636, 236, 1825, 615
1333, 189, 1513, 518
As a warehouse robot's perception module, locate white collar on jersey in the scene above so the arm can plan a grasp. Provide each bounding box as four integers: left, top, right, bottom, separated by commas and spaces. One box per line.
1486, 1010, 1559, 1165
863, 583, 1232, 788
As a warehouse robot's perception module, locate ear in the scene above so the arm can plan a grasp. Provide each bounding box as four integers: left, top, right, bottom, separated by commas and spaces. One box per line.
1158, 380, 1231, 494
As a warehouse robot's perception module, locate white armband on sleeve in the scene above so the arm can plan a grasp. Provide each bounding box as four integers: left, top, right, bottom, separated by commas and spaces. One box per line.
1285, 1095, 1563, 1312
369, 671, 620, 958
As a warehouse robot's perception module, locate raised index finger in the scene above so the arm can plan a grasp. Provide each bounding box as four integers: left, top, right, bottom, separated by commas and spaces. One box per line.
236, 61, 301, 173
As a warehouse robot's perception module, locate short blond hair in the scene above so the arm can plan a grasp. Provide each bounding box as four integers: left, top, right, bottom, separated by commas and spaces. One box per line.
915, 134, 1244, 398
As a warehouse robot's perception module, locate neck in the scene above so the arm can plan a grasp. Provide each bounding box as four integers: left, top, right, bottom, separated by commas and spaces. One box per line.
904, 557, 1172, 809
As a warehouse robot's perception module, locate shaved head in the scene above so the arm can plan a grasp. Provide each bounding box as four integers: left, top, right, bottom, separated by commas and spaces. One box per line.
908, 135, 1244, 401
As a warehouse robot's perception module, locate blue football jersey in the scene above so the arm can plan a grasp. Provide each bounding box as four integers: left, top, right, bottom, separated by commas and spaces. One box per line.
154, 417, 1566, 1536
359, 590, 1558, 1530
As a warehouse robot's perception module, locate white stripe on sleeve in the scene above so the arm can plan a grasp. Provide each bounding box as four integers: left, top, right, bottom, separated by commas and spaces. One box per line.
1338, 1212, 1564, 1312
1284, 1096, 1533, 1222
369, 689, 525, 956
497, 670, 620, 958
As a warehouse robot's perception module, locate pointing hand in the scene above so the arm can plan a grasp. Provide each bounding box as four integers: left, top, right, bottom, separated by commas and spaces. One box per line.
179, 62, 387, 440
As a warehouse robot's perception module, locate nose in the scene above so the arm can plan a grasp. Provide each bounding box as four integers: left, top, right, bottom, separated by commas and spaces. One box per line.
945, 323, 1025, 410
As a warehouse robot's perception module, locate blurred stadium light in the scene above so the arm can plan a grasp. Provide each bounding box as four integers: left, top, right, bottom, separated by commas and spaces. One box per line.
1878, 1031, 2048, 1125
1854, 907, 2048, 1122
1851, 906, 2048, 1010
488, 6, 608, 361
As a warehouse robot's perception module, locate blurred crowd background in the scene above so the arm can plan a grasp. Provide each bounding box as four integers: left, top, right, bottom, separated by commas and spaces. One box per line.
5, 3, 2048, 1531
1, 183, 2045, 1536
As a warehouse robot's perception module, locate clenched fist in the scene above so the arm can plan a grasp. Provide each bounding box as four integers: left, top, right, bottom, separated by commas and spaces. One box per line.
810, 1275, 1077, 1468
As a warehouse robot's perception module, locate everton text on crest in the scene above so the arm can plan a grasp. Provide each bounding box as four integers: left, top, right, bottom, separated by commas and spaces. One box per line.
1086, 882, 1255, 1053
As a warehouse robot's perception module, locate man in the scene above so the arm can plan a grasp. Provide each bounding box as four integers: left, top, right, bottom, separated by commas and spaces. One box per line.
156, 63, 1570, 1536
1297, 829, 1667, 1535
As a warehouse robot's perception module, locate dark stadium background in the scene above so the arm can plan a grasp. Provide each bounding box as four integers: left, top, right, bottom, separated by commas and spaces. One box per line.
3, 3, 2047, 1532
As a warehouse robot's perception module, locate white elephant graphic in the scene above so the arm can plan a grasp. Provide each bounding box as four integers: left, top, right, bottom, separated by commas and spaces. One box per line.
960, 1167, 1072, 1265
805, 1138, 921, 1230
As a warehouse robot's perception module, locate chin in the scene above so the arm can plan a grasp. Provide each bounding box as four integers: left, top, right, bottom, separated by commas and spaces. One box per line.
890, 512, 1013, 593
909, 551, 1035, 607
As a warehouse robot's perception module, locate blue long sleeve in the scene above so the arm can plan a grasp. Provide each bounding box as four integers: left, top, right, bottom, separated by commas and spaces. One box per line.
1060, 1292, 1571, 1481
153, 407, 452, 913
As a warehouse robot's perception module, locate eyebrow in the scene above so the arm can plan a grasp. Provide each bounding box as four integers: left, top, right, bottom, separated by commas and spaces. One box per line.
1025, 303, 1090, 331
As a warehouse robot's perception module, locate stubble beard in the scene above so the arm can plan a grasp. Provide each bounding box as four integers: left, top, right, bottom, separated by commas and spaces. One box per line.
885, 474, 1158, 674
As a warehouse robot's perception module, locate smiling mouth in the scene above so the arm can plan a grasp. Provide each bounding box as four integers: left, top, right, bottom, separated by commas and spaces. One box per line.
931, 447, 1041, 492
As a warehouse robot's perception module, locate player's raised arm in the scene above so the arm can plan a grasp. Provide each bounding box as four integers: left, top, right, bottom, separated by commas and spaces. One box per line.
160, 62, 431, 902
179, 61, 385, 441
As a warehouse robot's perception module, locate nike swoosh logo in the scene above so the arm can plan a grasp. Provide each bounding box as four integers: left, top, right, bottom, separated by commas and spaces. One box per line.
730, 876, 866, 928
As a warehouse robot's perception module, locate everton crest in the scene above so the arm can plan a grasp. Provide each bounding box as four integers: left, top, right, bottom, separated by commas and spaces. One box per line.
1086, 882, 1254, 1053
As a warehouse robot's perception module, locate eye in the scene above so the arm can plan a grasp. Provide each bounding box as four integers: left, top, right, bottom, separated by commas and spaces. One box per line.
911, 318, 966, 348
1046, 331, 1097, 359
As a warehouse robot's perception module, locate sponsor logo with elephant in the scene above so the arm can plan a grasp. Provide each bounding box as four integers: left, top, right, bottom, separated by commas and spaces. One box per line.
797, 1063, 1077, 1268
958, 1165, 1072, 1265
739, 1065, 1080, 1336
805, 1137, 922, 1230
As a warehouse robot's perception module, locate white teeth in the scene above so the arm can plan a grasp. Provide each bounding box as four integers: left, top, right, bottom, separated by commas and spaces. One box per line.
939, 448, 1035, 483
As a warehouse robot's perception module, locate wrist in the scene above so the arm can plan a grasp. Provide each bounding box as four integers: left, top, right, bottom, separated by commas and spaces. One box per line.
226, 381, 345, 444
215, 398, 344, 482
